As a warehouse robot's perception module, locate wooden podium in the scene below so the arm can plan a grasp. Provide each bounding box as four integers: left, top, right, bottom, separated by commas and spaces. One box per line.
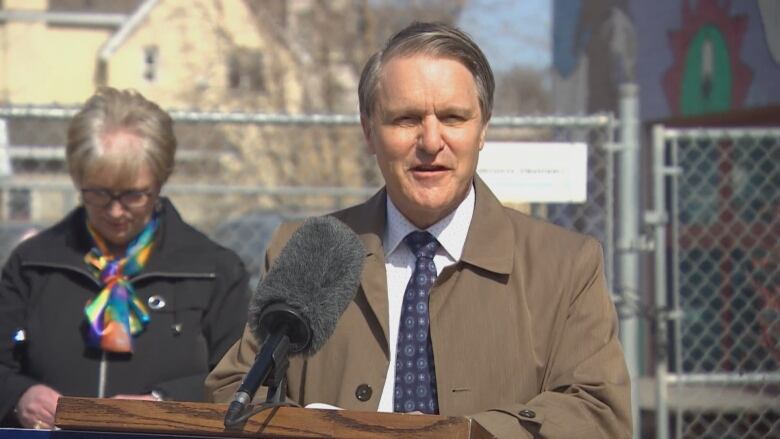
54, 397, 494, 438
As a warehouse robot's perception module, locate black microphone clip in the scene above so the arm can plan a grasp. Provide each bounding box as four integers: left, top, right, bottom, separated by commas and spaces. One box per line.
223, 305, 310, 429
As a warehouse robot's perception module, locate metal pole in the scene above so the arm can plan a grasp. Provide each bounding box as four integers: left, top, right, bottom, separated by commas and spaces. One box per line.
668, 135, 682, 439
0, 119, 10, 178
0, 118, 11, 222
618, 83, 641, 439
652, 124, 669, 439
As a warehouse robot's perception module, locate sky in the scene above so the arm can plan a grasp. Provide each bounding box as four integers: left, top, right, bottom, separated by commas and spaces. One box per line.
458, 0, 552, 72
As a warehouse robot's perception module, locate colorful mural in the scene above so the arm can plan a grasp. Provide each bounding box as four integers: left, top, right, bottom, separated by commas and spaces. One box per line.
758, 0, 780, 64
662, 0, 752, 116
553, 0, 780, 121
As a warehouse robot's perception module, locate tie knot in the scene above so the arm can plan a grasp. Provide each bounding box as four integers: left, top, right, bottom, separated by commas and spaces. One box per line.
404, 231, 439, 260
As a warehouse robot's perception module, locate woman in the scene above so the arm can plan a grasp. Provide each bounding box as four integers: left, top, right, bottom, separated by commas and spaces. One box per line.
0, 88, 249, 428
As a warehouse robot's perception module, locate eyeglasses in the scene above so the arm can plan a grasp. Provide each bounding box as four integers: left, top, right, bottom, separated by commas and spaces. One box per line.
81, 188, 156, 209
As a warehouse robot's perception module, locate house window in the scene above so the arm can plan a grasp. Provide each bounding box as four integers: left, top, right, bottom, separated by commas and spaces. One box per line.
8, 188, 31, 221
48, 0, 142, 14
143, 46, 158, 82
227, 48, 265, 92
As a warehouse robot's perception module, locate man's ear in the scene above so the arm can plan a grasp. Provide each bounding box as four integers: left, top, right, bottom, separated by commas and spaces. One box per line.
361, 115, 376, 154
478, 122, 488, 151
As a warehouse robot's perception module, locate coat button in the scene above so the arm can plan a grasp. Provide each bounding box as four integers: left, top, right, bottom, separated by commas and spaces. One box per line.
518, 409, 536, 419
355, 384, 372, 401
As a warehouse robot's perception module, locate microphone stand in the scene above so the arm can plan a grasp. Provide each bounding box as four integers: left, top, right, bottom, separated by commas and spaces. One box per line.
224, 327, 292, 429
224, 304, 311, 429
264, 334, 290, 404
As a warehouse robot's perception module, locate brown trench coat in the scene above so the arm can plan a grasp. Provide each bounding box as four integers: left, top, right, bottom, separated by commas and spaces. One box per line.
206, 178, 632, 438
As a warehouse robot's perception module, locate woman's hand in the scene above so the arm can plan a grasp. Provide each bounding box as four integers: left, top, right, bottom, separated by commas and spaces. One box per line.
15, 384, 61, 429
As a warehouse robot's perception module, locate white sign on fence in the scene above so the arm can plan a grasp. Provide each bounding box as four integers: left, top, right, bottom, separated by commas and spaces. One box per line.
477, 141, 588, 203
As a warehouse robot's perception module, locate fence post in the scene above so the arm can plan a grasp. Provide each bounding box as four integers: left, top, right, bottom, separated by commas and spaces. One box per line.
0, 118, 12, 222
618, 83, 641, 438
651, 124, 669, 439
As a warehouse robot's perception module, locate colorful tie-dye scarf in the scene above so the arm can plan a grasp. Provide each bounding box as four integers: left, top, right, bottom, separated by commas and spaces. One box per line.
83, 215, 158, 353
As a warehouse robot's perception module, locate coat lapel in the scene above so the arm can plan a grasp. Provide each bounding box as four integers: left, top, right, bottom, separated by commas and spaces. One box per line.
429, 177, 515, 322
334, 189, 391, 356
460, 176, 515, 275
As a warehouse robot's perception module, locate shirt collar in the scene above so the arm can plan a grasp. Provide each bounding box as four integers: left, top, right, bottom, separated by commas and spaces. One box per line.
384, 182, 475, 261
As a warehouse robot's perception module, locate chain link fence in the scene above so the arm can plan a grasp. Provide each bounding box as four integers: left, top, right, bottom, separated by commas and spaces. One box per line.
3, 107, 778, 438
651, 126, 780, 439
0, 107, 617, 292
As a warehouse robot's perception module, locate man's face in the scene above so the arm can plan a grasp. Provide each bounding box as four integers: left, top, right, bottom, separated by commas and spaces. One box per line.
363, 55, 487, 228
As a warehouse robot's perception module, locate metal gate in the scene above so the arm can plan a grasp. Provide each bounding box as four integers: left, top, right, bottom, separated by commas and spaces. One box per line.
650, 125, 780, 438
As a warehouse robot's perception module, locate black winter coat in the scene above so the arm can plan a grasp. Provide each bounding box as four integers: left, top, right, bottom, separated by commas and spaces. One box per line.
0, 199, 249, 425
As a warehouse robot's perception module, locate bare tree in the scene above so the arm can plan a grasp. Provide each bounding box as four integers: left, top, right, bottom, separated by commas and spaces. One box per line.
494, 66, 551, 115
364, 0, 466, 63
173, 0, 473, 219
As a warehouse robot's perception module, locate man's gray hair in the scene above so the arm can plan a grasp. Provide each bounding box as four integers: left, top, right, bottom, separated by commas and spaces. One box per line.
358, 21, 495, 125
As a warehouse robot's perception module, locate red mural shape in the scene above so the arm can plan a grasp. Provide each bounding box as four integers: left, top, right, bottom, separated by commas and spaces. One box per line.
663, 0, 752, 116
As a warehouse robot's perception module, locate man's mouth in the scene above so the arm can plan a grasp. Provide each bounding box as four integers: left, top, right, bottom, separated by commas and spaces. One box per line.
411, 164, 448, 172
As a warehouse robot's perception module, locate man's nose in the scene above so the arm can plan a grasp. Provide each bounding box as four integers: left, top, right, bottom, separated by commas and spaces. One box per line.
418, 117, 444, 154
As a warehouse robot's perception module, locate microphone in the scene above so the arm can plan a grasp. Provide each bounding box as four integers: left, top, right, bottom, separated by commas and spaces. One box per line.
224, 216, 365, 427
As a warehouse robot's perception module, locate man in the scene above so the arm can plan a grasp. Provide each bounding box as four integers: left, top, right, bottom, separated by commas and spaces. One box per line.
206, 22, 631, 438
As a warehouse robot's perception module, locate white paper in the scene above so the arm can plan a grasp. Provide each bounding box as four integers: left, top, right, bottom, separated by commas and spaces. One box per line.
477, 141, 588, 203
304, 402, 344, 410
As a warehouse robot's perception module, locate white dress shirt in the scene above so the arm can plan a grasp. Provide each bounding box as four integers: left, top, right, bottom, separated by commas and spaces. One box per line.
376, 183, 475, 412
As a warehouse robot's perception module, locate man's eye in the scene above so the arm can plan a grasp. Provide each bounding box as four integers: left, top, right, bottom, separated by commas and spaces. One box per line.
442, 114, 465, 123
394, 116, 417, 125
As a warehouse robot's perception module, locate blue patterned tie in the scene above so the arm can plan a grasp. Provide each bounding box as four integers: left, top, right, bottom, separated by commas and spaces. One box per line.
394, 231, 440, 414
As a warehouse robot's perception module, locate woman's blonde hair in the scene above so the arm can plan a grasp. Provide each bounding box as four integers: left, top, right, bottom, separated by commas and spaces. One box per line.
66, 87, 176, 188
